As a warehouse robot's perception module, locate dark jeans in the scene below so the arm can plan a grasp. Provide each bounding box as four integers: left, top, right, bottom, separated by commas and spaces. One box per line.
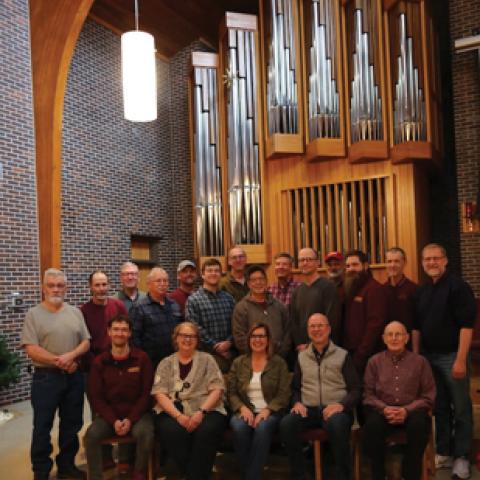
155, 411, 226, 480
230, 413, 281, 480
84, 413, 154, 480
427, 352, 473, 457
30, 369, 84, 476
280, 407, 353, 480
362, 409, 430, 480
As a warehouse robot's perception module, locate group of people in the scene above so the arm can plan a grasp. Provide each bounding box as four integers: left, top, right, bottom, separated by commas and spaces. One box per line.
20, 242, 477, 480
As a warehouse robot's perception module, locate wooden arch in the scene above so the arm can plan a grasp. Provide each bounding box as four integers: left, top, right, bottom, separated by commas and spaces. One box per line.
29, 0, 95, 275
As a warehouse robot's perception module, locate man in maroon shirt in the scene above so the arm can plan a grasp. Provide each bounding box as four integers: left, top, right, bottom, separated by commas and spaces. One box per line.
363, 321, 435, 480
168, 260, 197, 315
80, 271, 127, 372
342, 250, 388, 373
84, 315, 154, 480
384, 247, 418, 333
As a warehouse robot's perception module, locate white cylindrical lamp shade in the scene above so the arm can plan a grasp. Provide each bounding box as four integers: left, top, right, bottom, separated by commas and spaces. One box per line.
121, 30, 157, 122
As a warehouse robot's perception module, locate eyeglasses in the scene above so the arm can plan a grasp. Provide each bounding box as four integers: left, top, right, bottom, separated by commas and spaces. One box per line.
121, 272, 138, 276
309, 323, 329, 329
250, 334, 268, 340
177, 333, 198, 340
230, 254, 246, 261
422, 256, 445, 262
249, 276, 266, 283
384, 332, 406, 339
298, 257, 317, 263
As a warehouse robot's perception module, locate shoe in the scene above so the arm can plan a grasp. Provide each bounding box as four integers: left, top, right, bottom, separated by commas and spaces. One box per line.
435, 454, 453, 469
452, 457, 471, 479
56, 465, 86, 479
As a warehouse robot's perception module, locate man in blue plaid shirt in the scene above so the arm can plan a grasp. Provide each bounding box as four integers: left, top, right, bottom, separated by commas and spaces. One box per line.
131, 267, 182, 368
186, 258, 236, 372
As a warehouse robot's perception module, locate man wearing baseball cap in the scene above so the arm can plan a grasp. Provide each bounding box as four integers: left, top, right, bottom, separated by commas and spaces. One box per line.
169, 260, 197, 316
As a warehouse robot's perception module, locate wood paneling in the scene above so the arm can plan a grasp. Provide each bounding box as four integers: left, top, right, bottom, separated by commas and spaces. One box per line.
30, 0, 94, 275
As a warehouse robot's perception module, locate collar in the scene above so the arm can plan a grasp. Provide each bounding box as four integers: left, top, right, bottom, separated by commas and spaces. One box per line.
385, 349, 408, 362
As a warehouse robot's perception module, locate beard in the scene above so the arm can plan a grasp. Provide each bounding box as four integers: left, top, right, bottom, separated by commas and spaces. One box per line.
46, 295, 64, 305
344, 270, 368, 302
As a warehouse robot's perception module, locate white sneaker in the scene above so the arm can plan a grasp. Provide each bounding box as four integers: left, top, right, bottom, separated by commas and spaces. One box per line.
435, 454, 453, 469
452, 457, 471, 479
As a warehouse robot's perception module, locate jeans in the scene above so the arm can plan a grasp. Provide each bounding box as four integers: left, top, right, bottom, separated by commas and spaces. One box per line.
362, 409, 430, 480
280, 407, 353, 480
426, 352, 473, 457
230, 413, 280, 480
84, 413, 154, 480
30, 369, 84, 476
155, 411, 226, 480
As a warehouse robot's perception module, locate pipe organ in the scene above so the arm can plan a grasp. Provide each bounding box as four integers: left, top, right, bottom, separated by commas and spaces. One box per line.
190, 0, 442, 281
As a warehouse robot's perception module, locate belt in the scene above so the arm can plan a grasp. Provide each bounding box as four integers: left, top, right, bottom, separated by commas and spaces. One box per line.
34, 367, 67, 374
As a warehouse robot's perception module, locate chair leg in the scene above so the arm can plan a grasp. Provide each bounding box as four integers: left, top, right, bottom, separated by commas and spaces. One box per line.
353, 433, 361, 480
313, 439, 322, 480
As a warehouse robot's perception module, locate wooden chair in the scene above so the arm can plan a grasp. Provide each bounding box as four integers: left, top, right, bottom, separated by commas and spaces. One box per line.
99, 434, 155, 480
353, 423, 435, 480
299, 428, 329, 480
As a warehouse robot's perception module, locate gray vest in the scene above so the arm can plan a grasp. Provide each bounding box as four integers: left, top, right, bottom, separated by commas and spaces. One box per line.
298, 342, 347, 407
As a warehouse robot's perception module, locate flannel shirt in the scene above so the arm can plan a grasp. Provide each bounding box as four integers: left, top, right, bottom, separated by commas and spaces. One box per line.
185, 287, 235, 348
267, 278, 302, 307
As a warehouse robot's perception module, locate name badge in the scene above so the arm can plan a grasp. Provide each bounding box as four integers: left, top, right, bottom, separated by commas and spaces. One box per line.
354, 296, 363, 303
128, 367, 140, 373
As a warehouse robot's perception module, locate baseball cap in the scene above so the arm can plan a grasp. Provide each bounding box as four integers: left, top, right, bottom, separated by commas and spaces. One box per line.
325, 251, 344, 262
177, 260, 196, 272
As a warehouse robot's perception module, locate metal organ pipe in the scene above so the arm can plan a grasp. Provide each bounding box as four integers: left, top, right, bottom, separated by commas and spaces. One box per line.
193, 65, 224, 257
393, 13, 426, 143
308, 0, 340, 140
227, 27, 262, 245
350, 1, 382, 142
267, 0, 298, 135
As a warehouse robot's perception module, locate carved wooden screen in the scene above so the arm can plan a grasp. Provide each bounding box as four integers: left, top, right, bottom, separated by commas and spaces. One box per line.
281, 176, 390, 265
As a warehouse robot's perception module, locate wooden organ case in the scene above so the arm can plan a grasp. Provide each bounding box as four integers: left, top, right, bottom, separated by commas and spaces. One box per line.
189, 0, 442, 282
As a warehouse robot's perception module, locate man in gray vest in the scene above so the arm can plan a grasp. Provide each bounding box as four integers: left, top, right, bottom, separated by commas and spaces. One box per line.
280, 313, 361, 480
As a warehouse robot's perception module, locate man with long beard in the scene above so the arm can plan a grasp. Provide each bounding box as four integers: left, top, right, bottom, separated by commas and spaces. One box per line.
342, 250, 388, 374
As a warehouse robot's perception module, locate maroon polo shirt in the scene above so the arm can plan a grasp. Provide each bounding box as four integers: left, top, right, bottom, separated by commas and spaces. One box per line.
384, 276, 418, 332
343, 272, 388, 372
88, 347, 153, 425
80, 297, 127, 370
168, 288, 191, 316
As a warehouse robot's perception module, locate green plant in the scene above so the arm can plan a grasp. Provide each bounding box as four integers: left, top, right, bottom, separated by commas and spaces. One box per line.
0, 335, 20, 389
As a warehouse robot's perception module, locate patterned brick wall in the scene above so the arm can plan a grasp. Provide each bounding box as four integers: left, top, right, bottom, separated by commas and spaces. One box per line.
61, 21, 206, 304
0, 0, 41, 405
449, 0, 480, 296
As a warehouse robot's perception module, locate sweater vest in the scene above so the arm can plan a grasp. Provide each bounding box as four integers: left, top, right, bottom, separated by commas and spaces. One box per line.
299, 343, 347, 407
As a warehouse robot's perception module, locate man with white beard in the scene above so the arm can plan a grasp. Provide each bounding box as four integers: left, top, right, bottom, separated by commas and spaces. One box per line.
21, 268, 90, 480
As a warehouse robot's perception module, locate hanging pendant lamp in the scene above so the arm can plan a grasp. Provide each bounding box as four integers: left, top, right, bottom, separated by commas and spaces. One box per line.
121, 0, 157, 122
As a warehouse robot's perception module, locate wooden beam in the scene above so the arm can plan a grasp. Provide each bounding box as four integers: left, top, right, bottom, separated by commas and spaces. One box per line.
30, 0, 94, 274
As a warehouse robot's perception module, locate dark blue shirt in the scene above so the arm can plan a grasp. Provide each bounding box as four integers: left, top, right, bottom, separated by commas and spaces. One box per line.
414, 271, 476, 354
130, 294, 182, 367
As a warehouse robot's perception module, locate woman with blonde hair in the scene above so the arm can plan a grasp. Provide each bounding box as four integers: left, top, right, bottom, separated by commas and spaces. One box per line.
152, 321, 226, 480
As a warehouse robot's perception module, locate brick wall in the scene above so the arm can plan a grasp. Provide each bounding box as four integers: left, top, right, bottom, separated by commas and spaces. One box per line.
61, 21, 205, 304
449, 0, 480, 296
0, 0, 41, 405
